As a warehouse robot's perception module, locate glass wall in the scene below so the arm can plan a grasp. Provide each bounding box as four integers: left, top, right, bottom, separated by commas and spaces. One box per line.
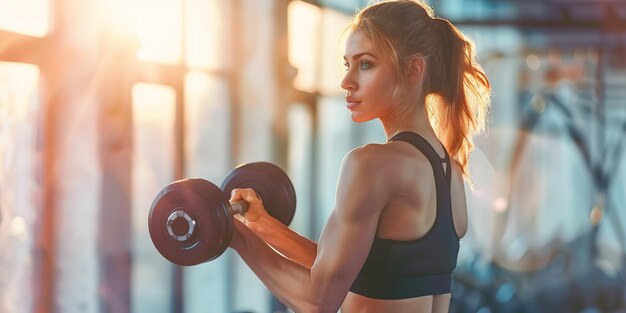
0, 0, 241, 312
183, 72, 232, 313
0, 62, 41, 313
0, 3, 49, 310
131, 83, 176, 312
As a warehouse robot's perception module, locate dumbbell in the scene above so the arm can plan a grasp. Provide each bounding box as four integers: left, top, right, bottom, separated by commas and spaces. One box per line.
148, 162, 296, 266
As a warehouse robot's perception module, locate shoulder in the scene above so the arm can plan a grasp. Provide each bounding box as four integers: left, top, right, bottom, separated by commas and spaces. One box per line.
344, 141, 428, 164
343, 143, 389, 165
341, 143, 403, 179
347, 142, 433, 181
334, 144, 398, 209
339, 142, 426, 191
348, 140, 433, 170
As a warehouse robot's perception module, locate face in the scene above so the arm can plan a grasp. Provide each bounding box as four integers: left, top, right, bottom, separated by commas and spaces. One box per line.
341, 30, 399, 122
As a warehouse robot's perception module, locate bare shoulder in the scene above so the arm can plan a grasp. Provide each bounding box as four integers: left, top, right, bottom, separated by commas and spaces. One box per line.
336, 144, 400, 212
344, 143, 391, 160
340, 144, 386, 174
379, 140, 436, 184
342, 143, 408, 180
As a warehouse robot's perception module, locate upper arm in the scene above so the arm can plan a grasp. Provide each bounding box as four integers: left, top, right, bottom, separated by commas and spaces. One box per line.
309, 146, 394, 308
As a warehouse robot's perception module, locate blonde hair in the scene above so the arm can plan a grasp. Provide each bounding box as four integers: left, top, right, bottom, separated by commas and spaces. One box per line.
349, 0, 491, 182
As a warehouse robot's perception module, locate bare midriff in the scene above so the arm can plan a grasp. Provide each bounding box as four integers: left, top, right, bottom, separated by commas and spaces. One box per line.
341, 292, 451, 313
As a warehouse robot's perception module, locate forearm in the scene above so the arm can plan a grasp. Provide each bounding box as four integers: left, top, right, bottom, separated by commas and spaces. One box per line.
248, 216, 318, 268
231, 221, 320, 312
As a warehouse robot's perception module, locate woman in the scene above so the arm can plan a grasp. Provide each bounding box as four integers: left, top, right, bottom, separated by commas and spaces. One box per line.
228, 1, 491, 312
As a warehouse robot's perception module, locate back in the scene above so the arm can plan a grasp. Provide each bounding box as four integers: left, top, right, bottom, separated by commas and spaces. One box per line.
343, 131, 467, 312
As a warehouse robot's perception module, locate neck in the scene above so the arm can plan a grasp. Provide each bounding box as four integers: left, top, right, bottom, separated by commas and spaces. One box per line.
380, 98, 436, 142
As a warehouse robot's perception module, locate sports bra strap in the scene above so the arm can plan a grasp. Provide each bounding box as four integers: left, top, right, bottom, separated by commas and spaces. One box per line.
389, 131, 451, 188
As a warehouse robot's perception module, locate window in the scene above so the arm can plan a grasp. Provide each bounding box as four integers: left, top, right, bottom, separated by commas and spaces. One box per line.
0, 62, 41, 313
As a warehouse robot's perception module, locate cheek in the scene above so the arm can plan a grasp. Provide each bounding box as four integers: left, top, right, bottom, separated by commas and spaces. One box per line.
366, 73, 397, 101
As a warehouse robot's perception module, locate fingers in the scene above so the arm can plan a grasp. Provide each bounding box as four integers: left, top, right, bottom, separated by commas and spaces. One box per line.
229, 188, 263, 205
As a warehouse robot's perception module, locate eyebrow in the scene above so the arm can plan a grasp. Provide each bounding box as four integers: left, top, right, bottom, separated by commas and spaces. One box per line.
343, 52, 377, 61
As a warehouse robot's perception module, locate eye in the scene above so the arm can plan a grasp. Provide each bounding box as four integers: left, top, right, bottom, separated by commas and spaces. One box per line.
359, 60, 373, 70
343, 61, 350, 70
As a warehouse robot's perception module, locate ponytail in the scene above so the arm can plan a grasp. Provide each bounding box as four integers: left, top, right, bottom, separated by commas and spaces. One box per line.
426, 18, 491, 183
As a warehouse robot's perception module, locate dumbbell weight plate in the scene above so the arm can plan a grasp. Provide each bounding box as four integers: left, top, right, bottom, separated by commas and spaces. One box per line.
148, 179, 232, 266
221, 162, 296, 226
191, 178, 233, 260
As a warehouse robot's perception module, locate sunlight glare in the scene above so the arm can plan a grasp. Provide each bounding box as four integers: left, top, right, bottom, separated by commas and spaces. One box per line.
185, 0, 231, 70
492, 197, 508, 213
132, 83, 176, 125
319, 8, 350, 96
0, 0, 49, 37
10, 216, 27, 239
110, 0, 182, 64
288, 1, 322, 93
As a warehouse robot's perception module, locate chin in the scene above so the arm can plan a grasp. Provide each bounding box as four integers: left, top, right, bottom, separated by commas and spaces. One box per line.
350, 112, 374, 123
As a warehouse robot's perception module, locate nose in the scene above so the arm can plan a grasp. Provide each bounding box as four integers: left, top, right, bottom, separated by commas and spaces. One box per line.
341, 71, 357, 91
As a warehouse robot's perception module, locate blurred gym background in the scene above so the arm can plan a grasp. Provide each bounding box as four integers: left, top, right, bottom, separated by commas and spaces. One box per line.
1, 0, 625, 312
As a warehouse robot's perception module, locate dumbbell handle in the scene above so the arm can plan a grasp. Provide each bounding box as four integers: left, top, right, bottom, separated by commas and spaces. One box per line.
166, 200, 247, 243
230, 200, 248, 215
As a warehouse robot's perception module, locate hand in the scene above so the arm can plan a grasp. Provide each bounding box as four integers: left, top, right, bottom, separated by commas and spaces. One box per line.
229, 188, 271, 227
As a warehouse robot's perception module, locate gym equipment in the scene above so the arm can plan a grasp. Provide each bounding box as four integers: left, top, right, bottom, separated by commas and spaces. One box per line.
148, 162, 296, 266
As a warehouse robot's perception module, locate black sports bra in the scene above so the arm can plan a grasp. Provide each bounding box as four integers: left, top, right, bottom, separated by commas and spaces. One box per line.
349, 131, 460, 299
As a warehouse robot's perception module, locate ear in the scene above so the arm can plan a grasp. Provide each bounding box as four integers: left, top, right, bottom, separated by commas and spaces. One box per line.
407, 56, 425, 84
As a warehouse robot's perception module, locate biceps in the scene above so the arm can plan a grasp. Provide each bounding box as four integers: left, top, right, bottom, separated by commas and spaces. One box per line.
313, 212, 376, 283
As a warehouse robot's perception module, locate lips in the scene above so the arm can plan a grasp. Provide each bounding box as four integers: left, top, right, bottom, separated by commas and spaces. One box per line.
346, 96, 361, 109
